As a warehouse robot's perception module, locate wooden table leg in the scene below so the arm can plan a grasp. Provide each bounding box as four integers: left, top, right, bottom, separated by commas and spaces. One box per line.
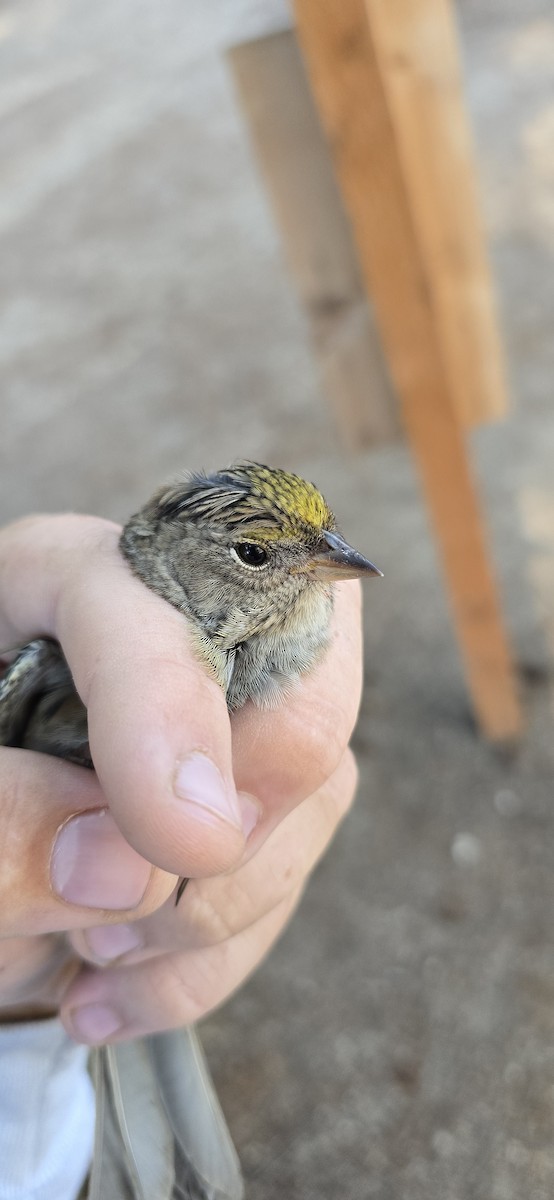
362, 0, 508, 431
293, 0, 522, 740
228, 30, 398, 450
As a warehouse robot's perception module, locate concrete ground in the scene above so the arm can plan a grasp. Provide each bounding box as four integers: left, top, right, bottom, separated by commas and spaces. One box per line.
3, 1, 554, 1196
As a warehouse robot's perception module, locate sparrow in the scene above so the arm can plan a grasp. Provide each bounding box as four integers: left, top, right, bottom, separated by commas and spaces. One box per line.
0, 462, 381, 1200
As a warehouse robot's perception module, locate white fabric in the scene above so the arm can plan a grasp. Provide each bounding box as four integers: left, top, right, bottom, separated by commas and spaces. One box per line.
0, 1017, 94, 1200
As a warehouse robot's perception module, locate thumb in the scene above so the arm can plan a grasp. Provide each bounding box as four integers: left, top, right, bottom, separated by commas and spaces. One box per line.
0, 748, 176, 940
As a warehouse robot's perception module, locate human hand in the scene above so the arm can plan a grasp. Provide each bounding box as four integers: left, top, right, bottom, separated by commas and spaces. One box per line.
0, 514, 362, 1040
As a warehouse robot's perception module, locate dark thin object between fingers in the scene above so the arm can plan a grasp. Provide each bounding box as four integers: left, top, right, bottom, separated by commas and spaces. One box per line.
175, 877, 189, 906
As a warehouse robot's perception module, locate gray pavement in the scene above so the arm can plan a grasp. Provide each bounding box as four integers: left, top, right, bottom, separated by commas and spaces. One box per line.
3, 1, 554, 1196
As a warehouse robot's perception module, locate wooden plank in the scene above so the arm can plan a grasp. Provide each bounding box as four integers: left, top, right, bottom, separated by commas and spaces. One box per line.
364, 0, 508, 428
228, 30, 399, 449
293, 0, 522, 740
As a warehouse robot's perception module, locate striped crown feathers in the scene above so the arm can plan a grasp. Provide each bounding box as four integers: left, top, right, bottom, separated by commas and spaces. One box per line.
154, 462, 336, 542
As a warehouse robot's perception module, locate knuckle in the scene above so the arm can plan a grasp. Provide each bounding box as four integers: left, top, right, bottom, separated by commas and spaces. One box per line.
185, 886, 238, 947
316, 747, 359, 831
331, 747, 359, 819
0, 753, 38, 919
186, 870, 268, 947
161, 948, 227, 1024
116, 959, 194, 1030
298, 697, 346, 786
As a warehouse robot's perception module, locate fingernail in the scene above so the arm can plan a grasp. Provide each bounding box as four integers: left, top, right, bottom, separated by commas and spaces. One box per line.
84, 924, 144, 961
174, 752, 244, 831
238, 792, 261, 838
70, 1003, 123, 1044
51, 809, 151, 909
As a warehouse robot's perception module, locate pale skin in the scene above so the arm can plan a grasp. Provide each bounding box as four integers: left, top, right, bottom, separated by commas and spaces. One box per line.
0, 515, 362, 1044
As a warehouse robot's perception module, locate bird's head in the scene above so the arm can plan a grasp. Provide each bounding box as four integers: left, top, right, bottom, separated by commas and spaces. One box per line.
120, 463, 381, 704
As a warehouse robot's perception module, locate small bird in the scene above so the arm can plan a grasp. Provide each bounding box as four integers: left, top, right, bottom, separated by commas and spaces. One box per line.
0, 463, 381, 762
0, 462, 381, 1200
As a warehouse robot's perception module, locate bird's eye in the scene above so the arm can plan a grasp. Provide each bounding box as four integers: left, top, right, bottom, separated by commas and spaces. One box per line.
231, 542, 268, 569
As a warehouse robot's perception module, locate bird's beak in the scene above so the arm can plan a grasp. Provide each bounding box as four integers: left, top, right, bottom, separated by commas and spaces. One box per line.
308, 530, 383, 581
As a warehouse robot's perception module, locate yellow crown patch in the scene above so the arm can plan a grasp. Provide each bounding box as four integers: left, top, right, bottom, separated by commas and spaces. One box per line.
158, 462, 336, 540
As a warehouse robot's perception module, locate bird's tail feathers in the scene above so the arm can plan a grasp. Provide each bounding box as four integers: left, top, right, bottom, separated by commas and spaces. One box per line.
88, 1029, 244, 1200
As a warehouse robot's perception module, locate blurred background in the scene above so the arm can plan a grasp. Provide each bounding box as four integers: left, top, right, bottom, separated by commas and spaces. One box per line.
3, 0, 554, 1196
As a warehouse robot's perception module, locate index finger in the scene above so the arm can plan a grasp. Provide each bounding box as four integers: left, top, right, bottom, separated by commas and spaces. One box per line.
0, 515, 255, 877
